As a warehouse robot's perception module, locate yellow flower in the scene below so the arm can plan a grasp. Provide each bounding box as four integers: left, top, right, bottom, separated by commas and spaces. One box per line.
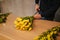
20, 23, 27, 28
22, 25, 25, 28
40, 38, 44, 40
24, 22, 27, 25
29, 27, 32, 31
47, 34, 51, 38
54, 31, 57, 34
25, 22, 31, 28
20, 21, 24, 25
20, 27, 23, 30
22, 28, 25, 31
28, 22, 31, 25
16, 23, 20, 26
34, 36, 40, 40
23, 20, 26, 23
19, 28, 22, 30
47, 37, 51, 40
14, 21, 18, 25
25, 25, 30, 27
16, 17, 22, 21
50, 31, 54, 36
47, 34, 51, 40
16, 26, 20, 30
53, 28, 56, 31
23, 20, 29, 23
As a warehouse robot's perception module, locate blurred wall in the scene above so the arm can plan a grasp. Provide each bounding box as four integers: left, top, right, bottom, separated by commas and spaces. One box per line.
1, 0, 35, 17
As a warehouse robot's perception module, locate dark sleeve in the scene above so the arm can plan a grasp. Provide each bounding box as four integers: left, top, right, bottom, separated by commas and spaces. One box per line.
35, 0, 39, 4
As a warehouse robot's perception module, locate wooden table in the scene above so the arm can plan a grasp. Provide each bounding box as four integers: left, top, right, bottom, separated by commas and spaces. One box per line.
0, 14, 60, 40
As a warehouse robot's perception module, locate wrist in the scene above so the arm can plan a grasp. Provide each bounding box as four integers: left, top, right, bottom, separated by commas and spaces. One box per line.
35, 4, 39, 6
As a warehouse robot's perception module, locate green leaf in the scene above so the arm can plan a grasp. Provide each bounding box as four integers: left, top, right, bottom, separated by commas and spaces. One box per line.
0, 18, 3, 23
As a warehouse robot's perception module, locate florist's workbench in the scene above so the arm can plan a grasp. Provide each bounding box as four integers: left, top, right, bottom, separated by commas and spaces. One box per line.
0, 14, 60, 40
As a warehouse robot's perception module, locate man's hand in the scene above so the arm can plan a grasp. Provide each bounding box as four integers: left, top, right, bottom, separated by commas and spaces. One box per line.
33, 13, 42, 19
34, 4, 41, 19
35, 4, 40, 11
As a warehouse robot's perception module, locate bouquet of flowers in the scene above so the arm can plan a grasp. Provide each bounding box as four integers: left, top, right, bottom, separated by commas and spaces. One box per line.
14, 16, 34, 31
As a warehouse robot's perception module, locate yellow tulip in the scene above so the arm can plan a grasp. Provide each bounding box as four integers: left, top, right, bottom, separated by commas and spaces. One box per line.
19, 28, 22, 30
25, 23, 31, 28
50, 31, 54, 36
25, 25, 30, 28
34, 36, 40, 40
22, 25, 25, 28
20, 27, 23, 30
16, 26, 20, 30
14, 21, 18, 25
23, 20, 26, 23
22, 28, 25, 31
40, 38, 44, 40
20, 21, 24, 25
18, 22, 23, 26
24, 22, 27, 25
23, 20, 29, 23
47, 34, 51, 40
54, 31, 57, 34
16, 23, 20, 26
28, 22, 31, 25
29, 27, 32, 31
47, 34, 51, 37
16, 17, 22, 21
21, 22, 27, 28
15, 24, 18, 27
47, 37, 51, 40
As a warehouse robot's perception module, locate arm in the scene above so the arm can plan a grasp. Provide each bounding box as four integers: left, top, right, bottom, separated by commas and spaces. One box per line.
35, 0, 40, 11
34, 0, 42, 19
